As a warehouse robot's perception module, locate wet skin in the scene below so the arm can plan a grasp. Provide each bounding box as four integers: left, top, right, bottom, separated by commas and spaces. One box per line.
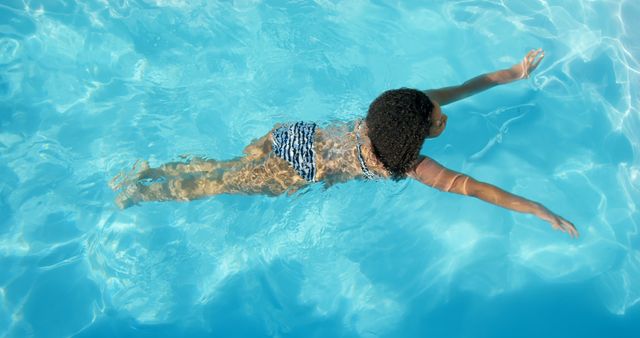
111, 49, 579, 238
111, 120, 389, 209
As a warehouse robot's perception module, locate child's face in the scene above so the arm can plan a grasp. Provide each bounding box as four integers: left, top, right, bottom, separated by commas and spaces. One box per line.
427, 100, 447, 138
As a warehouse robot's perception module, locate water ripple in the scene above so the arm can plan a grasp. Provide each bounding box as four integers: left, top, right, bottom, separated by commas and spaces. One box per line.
1, 0, 639, 336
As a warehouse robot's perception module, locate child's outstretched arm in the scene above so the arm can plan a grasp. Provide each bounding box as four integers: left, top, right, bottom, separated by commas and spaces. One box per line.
408, 156, 579, 238
425, 49, 544, 106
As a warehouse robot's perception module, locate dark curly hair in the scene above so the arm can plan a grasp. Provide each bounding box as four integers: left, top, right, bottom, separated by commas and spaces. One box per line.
365, 88, 433, 180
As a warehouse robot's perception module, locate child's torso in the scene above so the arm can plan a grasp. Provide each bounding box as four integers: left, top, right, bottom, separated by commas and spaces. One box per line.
313, 120, 388, 186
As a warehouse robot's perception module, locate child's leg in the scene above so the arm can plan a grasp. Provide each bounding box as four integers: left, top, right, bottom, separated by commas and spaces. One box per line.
137, 157, 244, 178
114, 158, 242, 208
114, 154, 307, 209
219, 156, 308, 196
116, 173, 223, 208
148, 129, 273, 177
111, 156, 245, 193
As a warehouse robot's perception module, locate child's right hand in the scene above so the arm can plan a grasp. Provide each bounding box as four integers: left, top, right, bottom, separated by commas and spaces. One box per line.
547, 213, 579, 238
535, 203, 579, 238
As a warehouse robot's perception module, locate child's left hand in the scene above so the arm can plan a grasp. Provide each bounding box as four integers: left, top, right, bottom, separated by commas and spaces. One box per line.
506, 48, 545, 81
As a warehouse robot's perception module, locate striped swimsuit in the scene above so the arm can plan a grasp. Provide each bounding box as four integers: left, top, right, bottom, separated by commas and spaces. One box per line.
271, 121, 381, 182
272, 122, 318, 182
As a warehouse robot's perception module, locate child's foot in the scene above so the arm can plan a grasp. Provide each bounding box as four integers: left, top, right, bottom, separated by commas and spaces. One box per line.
115, 193, 135, 209
115, 183, 141, 209
109, 160, 151, 191
111, 160, 154, 209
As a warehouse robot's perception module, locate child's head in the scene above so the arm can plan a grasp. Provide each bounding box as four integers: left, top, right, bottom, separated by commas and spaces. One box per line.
365, 88, 435, 180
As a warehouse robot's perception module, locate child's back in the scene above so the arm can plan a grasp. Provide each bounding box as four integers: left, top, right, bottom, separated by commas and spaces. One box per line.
313, 120, 389, 186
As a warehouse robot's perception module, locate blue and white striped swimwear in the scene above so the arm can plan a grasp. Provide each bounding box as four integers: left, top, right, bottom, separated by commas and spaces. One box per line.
355, 120, 380, 180
271, 122, 317, 182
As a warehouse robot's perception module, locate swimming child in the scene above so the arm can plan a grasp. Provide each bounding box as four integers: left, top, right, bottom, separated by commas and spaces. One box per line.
111, 49, 579, 238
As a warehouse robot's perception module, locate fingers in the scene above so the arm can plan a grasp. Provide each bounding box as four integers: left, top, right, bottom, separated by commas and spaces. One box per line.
513, 48, 545, 80
556, 219, 579, 239
525, 49, 534, 58
524, 49, 541, 64
550, 215, 579, 239
523, 48, 544, 74
531, 51, 544, 68
562, 219, 579, 238
529, 49, 544, 72
552, 222, 568, 235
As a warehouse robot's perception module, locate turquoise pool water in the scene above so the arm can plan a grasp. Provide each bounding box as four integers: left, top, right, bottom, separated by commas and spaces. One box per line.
1, 0, 639, 337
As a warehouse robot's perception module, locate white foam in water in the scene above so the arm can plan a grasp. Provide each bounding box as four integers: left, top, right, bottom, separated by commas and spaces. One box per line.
1, 0, 639, 337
